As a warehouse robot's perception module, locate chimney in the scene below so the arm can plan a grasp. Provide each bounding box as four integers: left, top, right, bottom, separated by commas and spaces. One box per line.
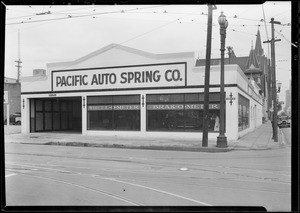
33, 69, 46, 76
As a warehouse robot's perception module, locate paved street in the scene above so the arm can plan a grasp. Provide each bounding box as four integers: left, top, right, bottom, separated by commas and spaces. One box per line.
5, 141, 291, 211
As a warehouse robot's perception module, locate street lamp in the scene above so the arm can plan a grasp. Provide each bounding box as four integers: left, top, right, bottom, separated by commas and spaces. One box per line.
272, 81, 281, 142
277, 81, 282, 93
217, 11, 228, 148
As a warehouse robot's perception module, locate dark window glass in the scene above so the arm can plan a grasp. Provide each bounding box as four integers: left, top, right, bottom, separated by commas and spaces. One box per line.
68, 102, 72, 111
88, 111, 113, 130
36, 112, 43, 131
44, 112, 52, 130
61, 113, 68, 129
61, 102, 67, 111
53, 112, 60, 130
147, 94, 184, 103
185, 93, 199, 102
114, 111, 140, 130
184, 110, 202, 130
113, 95, 140, 104
30, 99, 35, 132
88, 96, 113, 104
45, 101, 52, 111
36, 100, 43, 111
238, 94, 250, 131
53, 101, 59, 111
87, 95, 140, 131
147, 93, 220, 132
148, 110, 184, 131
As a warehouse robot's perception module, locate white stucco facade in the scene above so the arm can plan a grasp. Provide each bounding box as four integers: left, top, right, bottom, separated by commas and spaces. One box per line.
21, 43, 263, 141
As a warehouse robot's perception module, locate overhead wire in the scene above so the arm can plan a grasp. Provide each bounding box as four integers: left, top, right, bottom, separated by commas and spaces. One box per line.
118, 17, 183, 46
58, 16, 186, 71
7, 5, 273, 26
6, 5, 168, 25
274, 29, 297, 48
6, 5, 291, 74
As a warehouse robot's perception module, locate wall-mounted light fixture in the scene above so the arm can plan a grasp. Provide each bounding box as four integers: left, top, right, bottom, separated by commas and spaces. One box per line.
141, 95, 145, 107
83, 96, 85, 108
225, 92, 236, 106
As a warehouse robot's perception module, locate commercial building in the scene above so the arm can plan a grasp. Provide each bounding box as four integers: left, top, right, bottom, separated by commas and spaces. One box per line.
21, 43, 263, 141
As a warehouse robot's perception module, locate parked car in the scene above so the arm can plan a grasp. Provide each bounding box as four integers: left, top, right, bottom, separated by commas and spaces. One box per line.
4, 113, 21, 125
162, 111, 203, 130
277, 115, 290, 128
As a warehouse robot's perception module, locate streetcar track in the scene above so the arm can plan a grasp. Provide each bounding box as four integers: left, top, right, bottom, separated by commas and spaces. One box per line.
7, 170, 142, 206
6, 163, 212, 206
6, 152, 291, 175
6, 162, 290, 196
6, 152, 291, 185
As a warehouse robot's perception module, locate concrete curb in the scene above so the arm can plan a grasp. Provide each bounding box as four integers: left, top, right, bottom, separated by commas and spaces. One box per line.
20, 141, 234, 153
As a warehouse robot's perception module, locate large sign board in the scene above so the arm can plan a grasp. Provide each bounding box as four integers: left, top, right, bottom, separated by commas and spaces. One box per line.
52, 63, 187, 92
147, 103, 220, 110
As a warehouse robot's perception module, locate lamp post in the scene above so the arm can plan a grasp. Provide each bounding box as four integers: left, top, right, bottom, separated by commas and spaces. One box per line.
277, 81, 282, 93
217, 11, 228, 148
272, 81, 281, 142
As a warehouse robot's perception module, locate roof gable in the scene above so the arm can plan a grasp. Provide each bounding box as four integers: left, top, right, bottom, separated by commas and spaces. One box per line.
245, 49, 260, 69
48, 43, 194, 70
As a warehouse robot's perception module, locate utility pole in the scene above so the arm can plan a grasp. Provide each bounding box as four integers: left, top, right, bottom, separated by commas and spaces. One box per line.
15, 59, 22, 83
15, 29, 22, 83
202, 4, 217, 147
263, 18, 281, 142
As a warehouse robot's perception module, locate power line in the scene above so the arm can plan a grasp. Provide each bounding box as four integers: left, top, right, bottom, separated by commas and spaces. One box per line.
53, 16, 183, 71
119, 18, 182, 46
7, 5, 273, 26
227, 28, 257, 36
274, 29, 297, 48
6, 5, 167, 25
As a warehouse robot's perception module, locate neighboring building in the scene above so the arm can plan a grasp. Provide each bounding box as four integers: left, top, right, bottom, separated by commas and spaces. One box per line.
21, 43, 263, 142
284, 80, 291, 116
3, 77, 21, 121
196, 29, 271, 123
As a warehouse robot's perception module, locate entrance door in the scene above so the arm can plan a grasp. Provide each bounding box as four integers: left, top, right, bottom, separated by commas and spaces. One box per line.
30, 97, 82, 133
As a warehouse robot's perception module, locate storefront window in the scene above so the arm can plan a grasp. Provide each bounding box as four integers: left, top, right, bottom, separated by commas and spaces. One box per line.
87, 95, 140, 131
147, 93, 220, 132
238, 94, 250, 131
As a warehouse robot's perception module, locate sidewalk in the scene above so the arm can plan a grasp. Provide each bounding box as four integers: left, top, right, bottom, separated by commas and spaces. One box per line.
230, 121, 286, 150
4, 121, 286, 152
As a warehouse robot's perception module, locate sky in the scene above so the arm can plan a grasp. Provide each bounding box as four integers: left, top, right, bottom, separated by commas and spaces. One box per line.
4, 2, 293, 103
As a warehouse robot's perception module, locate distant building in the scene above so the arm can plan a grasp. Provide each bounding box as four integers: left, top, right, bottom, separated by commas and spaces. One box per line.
3, 77, 21, 121
284, 80, 291, 116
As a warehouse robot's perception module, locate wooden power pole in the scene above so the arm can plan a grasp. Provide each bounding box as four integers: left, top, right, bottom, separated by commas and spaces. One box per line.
202, 4, 217, 147
263, 18, 281, 142
15, 29, 22, 83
